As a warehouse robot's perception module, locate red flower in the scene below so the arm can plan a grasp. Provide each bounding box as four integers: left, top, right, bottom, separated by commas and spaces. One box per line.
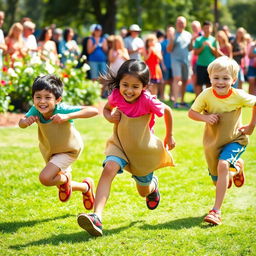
1, 80, 6, 86
62, 72, 70, 78
2, 66, 8, 72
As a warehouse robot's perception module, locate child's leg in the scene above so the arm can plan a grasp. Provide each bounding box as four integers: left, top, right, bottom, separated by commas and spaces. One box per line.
94, 161, 120, 219
213, 159, 229, 211
135, 174, 160, 210
39, 162, 67, 186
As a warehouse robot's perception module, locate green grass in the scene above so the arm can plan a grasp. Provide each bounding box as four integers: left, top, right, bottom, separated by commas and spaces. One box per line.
1, 96, 256, 256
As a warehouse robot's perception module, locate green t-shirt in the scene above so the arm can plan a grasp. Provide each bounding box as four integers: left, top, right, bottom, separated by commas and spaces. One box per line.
194, 35, 218, 66
25, 103, 82, 123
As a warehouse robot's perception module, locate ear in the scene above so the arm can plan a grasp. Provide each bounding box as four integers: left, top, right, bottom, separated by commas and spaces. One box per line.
56, 96, 62, 104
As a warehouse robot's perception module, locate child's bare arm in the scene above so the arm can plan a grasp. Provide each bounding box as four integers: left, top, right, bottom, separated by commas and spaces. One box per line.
103, 101, 121, 124
163, 104, 176, 150
188, 109, 219, 125
239, 105, 256, 135
50, 106, 99, 124
19, 116, 38, 128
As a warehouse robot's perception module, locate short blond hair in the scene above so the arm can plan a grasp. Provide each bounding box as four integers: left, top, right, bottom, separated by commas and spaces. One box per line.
207, 56, 239, 80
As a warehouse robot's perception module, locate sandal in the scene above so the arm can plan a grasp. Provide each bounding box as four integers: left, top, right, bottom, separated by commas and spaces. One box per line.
82, 178, 95, 210
58, 173, 72, 202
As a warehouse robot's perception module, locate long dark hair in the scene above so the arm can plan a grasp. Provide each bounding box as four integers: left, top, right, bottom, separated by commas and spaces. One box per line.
98, 59, 150, 93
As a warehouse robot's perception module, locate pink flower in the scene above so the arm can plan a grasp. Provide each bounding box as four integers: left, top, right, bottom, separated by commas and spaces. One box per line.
1, 80, 6, 86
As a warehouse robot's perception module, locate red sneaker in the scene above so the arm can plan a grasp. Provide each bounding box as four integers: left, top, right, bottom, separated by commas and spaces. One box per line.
82, 178, 95, 210
58, 173, 72, 202
204, 209, 222, 225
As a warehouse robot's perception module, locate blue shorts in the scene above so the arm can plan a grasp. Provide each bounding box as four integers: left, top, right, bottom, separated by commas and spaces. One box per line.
210, 142, 246, 181
247, 66, 256, 78
162, 67, 173, 81
88, 61, 107, 79
233, 68, 245, 88
103, 155, 154, 186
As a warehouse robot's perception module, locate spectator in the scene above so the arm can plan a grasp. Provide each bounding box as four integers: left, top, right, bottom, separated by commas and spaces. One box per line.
5, 22, 27, 64
143, 34, 163, 96
124, 24, 144, 60
0, 11, 7, 76
58, 27, 79, 67
231, 27, 247, 89
52, 28, 63, 54
167, 16, 192, 108
194, 21, 219, 96
216, 30, 232, 58
247, 41, 256, 95
120, 26, 128, 38
38, 27, 59, 65
22, 20, 37, 57
108, 35, 129, 75
87, 24, 108, 81
160, 26, 174, 101
222, 25, 235, 42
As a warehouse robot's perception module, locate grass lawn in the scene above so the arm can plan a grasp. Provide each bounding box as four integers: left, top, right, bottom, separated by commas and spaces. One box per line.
1, 94, 256, 256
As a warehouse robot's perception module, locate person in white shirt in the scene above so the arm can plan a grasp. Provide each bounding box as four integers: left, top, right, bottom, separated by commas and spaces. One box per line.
23, 20, 37, 56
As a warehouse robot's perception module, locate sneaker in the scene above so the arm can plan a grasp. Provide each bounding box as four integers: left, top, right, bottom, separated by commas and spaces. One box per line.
204, 209, 222, 225
180, 102, 190, 108
82, 178, 95, 210
173, 102, 180, 109
233, 160, 245, 187
77, 213, 103, 236
146, 176, 160, 210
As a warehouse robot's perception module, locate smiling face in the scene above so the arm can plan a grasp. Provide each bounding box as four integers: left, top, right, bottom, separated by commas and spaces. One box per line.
33, 90, 61, 119
119, 74, 145, 103
210, 69, 235, 96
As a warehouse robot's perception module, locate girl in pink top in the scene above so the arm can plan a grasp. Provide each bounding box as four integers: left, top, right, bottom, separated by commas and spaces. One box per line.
77, 59, 175, 236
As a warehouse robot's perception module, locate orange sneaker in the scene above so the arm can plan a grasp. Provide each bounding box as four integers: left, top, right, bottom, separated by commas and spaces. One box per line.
204, 209, 222, 225
233, 159, 245, 187
58, 173, 72, 202
82, 178, 95, 210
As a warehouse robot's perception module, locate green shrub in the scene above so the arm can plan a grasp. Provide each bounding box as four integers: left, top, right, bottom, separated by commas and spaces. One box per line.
0, 55, 100, 113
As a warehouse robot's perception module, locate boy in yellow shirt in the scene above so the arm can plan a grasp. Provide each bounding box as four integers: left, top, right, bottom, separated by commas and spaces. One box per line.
188, 56, 256, 225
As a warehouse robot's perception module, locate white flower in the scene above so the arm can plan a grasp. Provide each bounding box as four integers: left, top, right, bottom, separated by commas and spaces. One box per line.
45, 63, 55, 74
24, 67, 34, 75
7, 68, 18, 77
13, 62, 23, 68
82, 63, 90, 72
63, 77, 69, 83
58, 54, 62, 58
64, 50, 69, 56
71, 70, 76, 76
30, 56, 42, 65
73, 60, 78, 66
81, 55, 87, 61
66, 59, 72, 65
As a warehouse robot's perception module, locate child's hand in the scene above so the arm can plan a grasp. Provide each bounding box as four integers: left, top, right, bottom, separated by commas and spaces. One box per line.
238, 124, 255, 135
24, 116, 38, 126
50, 114, 69, 123
204, 114, 219, 125
164, 135, 176, 150
109, 109, 121, 124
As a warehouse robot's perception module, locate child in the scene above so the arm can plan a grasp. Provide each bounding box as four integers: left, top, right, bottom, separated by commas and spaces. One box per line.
77, 59, 175, 236
188, 56, 256, 225
19, 75, 99, 210
143, 34, 163, 96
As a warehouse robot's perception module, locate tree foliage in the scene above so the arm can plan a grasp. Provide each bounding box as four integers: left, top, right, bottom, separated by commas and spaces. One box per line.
0, 0, 255, 37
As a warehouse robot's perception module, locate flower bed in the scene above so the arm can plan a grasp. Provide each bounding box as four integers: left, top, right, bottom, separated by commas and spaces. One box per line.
0, 54, 101, 113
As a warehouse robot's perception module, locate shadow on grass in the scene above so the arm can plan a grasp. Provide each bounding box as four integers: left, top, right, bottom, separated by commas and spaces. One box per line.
0, 214, 74, 233
9, 221, 141, 250
140, 215, 206, 230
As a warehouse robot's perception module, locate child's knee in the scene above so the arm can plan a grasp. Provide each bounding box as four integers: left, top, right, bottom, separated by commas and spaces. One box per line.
102, 162, 119, 179
217, 160, 229, 175
39, 172, 52, 186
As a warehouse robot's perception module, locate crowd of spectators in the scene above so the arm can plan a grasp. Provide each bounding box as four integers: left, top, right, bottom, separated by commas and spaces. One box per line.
1, 11, 256, 106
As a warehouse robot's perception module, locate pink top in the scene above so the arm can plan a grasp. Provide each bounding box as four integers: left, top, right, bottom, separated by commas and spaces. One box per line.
108, 88, 164, 129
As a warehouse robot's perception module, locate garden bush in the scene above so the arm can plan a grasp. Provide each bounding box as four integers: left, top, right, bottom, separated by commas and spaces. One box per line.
0, 54, 100, 113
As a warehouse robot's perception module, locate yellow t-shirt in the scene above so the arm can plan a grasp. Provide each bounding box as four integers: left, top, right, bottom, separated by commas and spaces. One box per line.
191, 87, 256, 114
